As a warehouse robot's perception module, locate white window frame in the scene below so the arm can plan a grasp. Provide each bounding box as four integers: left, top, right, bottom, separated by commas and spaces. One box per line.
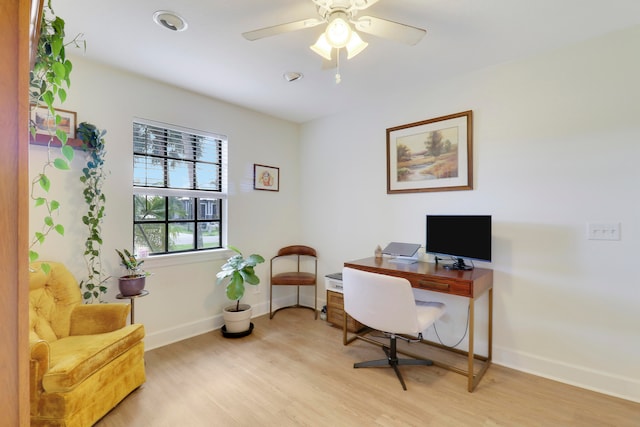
132, 118, 228, 256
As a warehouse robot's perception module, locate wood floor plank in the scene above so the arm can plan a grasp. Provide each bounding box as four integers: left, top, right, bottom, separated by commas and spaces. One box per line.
96, 309, 640, 426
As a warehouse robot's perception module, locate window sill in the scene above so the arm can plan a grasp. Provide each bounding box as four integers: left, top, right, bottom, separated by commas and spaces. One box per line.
140, 248, 232, 269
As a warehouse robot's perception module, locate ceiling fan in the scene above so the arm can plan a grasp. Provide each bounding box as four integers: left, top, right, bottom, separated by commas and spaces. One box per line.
242, 0, 426, 66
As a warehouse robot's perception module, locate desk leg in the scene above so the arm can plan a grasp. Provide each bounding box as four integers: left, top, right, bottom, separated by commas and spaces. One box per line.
468, 298, 475, 392
467, 289, 493, 392
488, 288, 493, 360
343, 309, 348, 345
343, 310, 359, 345
343, 311, 369, 346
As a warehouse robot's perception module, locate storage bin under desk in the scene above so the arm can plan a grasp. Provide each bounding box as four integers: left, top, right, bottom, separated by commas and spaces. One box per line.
324, 276, 364, 333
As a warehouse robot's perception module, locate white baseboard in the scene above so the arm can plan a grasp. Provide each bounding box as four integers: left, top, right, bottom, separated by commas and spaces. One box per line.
493, 345, 640, 403
144, 295, 323, 351
144, 315, 222, 351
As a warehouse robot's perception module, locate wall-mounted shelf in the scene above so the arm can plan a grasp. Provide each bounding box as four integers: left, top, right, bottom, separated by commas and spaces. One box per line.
29, 133, 84, 149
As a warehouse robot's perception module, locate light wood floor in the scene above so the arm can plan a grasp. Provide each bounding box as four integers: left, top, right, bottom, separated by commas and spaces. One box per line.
97, 309, 639, 426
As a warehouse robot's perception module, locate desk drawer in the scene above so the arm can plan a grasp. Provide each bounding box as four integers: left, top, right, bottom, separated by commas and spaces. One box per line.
411, 277, 471, 297
327, 290, 344, 306
328, 307, 363, 333
326, 290, 363, 332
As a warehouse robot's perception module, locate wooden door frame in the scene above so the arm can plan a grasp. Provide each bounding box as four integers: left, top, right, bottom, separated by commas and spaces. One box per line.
0, 0, 41, 424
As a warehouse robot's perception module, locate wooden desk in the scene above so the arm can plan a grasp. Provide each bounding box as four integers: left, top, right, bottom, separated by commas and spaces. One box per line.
343, 257, 493, 392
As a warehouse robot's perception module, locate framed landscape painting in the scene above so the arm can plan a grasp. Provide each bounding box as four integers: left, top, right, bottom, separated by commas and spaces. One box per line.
31, 105, 76, 139
29, 105, 81, 147
386, 110, 473, 194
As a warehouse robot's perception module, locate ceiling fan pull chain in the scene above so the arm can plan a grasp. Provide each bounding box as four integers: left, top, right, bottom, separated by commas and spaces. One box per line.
335, 48, 342, 84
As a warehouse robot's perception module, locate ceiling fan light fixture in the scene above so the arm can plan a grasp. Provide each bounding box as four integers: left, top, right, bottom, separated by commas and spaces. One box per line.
310, 33, 333, 60
153, 10, 188, 32
325, 11, 352, 48
346, 31, 368, 59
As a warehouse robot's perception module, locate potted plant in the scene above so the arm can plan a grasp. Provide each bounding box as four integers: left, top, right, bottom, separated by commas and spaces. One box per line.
28, 3, 83, 273
78, 123, 109, 303
216, 245, 265, 336
115, 249, 149, 296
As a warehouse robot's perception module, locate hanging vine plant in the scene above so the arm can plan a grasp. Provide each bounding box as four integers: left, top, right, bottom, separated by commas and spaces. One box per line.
77, 122, 110, 303
29, 1, 84, 273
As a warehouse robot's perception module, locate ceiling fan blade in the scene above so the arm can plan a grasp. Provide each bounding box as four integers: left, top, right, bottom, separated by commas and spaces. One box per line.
242, 18, 323, 41
354, 16, 426, 45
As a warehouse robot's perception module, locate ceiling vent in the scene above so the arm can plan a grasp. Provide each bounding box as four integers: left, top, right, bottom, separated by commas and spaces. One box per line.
283, 72, 304, 82
153, 11, 188, 32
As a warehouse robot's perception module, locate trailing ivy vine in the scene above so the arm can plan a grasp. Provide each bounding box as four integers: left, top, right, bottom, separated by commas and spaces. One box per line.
29, 1, 83, 273
77, 123, 109, 303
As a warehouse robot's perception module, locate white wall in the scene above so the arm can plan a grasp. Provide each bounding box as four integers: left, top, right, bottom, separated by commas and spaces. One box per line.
299, 25, 640, 402
29, 56, 301, 349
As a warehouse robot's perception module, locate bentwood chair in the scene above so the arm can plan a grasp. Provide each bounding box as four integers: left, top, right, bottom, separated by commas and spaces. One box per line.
342, 267, 445, 390
270, 245, 318, 319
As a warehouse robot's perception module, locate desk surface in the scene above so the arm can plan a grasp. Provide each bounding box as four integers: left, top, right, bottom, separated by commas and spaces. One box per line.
344, 257, 493, 298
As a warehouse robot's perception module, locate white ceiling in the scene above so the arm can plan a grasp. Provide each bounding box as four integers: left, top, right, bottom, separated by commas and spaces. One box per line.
53, 0, 640, 124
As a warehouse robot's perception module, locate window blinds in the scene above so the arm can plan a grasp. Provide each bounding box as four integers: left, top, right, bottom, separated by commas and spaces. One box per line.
132, 119, 227, 198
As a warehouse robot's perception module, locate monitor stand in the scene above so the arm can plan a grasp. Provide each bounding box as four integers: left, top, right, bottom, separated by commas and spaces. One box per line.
443, 257, 473, 271
388, 255, 419, 264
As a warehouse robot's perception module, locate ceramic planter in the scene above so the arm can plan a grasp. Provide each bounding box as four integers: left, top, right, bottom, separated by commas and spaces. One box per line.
222, 304, 252, 334
118, 275, 146, 296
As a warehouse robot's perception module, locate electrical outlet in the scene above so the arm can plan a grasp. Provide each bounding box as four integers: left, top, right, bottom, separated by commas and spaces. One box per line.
587, 222, 621, 240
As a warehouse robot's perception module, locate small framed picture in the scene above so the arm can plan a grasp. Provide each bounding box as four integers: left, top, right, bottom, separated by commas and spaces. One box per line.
253, 164, 279, 192
29, 105, 79, 147
31, 105, 76, 138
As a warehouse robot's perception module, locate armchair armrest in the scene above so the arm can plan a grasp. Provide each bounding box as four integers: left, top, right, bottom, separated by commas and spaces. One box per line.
69, 303, 130, 335
30, 339, 50, 406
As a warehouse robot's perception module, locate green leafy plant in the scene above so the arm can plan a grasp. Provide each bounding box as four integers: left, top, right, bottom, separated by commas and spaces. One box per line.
78, 122, 109, 302
116, 249, 149, 277
216, 246, 265, 311
28, 1, 83, 273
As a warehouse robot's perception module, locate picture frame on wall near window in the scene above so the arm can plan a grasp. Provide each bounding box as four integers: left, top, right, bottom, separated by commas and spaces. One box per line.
386, 110, 473, 194
31, 105, 76, 138
253, 164, 280, 192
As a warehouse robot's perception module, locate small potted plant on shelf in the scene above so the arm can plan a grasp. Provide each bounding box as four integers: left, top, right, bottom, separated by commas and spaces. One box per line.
116, 249, 150, 296
216, 245, 265, 337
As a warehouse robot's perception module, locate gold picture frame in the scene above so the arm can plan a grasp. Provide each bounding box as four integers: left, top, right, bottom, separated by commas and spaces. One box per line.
387, 110, 473, 194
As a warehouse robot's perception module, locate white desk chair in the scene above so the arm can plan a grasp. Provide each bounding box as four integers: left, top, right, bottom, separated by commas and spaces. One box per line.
342, 267, 445, 390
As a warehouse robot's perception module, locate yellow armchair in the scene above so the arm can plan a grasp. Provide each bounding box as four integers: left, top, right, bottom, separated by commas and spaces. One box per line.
29, 262, 146, 426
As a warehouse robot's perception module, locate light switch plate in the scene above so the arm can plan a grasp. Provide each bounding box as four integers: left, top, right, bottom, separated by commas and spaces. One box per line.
587, 222, 621, 240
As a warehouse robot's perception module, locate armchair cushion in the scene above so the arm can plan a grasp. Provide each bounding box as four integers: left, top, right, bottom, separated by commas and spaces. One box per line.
29, 261, 82, 340
30, 303, 58, 342
45, 324, 145, 392
69, 304, 130, 335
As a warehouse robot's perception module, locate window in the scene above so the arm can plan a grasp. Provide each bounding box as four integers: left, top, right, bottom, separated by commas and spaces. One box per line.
132, 119, 227, 255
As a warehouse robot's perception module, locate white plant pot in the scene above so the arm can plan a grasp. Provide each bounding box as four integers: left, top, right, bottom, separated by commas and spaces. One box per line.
223, 304, 252, 333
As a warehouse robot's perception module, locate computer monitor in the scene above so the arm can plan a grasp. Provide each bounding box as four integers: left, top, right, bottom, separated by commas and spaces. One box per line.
426, 215, 492, 270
